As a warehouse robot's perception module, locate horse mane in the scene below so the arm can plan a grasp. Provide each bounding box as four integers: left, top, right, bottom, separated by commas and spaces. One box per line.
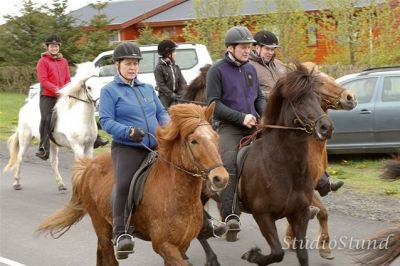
55, 62, 97, 110
264, 61, 321, 126
184, 64, 211, 101
156, 103, 208, 157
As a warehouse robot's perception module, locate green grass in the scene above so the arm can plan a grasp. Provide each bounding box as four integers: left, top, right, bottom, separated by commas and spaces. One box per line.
328, 155, 400, 197
0, 92, 26, 141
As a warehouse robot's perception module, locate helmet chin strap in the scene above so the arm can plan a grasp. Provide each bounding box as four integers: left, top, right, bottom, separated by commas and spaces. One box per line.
117, 64, 134, 84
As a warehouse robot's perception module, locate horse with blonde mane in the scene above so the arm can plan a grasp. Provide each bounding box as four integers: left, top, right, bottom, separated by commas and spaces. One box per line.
36, 103, 229, 266
3, 62, 98, 191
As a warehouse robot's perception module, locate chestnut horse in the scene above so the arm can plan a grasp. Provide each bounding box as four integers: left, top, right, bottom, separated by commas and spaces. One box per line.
185, 62, 357, 264
36, 103, 229, 266
238, 62, 333, 265
355, 158, 400, 266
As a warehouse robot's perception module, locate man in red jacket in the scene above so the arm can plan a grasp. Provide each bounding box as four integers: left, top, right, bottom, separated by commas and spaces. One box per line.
36, 34, 108, 160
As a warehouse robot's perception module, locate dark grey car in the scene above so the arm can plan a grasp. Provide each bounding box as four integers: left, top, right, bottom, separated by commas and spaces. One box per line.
327, 67, 400, 154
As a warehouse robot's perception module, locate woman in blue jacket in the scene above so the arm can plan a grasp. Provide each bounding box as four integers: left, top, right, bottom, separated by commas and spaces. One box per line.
99, 42, 170, 260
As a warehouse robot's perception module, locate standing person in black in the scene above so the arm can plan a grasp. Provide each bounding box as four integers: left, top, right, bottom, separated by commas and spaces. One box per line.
154, 40, 187, 108
206, 26, 265, 242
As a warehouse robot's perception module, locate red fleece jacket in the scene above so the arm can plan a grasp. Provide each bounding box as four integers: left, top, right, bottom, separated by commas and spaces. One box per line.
36, 53, 71, 97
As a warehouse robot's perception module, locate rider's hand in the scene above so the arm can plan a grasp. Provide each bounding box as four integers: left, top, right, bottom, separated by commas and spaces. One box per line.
171, 92, 181, 100
129, 127, 145, 142
243, 114, 256, 128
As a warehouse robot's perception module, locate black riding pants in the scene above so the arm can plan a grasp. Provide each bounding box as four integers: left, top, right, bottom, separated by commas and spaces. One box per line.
111, 142, 149, 235
216, 123, 255, 221
39, 95, 57, 152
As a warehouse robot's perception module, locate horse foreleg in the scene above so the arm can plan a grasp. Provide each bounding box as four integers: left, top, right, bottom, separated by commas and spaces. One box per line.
49, 144, 66, 191
198, 238, 220, 266
242, 213, 284, 265
287, 209, 310, 266
312, 193, 334, 259
154, 242, 188, 266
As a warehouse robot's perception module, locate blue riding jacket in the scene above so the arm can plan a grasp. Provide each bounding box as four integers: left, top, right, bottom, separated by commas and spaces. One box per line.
99, 74, 170, 149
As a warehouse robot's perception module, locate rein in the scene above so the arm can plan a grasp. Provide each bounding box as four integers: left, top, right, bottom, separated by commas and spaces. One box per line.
239, 101, 327, 148
140, 123, 222, 181
67, 80, 96, 105
176, 98, 207, 106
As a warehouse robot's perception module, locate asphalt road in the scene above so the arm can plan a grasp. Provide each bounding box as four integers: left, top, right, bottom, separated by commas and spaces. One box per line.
1, 142, 399, 266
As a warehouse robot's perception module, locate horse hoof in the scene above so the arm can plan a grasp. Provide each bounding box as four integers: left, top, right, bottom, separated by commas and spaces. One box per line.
58, 185, 67, 191
319, 249, 335, 260
13, 184, 22, 190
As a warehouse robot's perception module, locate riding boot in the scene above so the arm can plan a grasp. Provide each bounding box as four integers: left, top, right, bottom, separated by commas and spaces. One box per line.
112, 217, 134, 260
316, 171, 344, 197
93, 134, 109, 149
220, 173, 241, 242
197, 210, 228, 239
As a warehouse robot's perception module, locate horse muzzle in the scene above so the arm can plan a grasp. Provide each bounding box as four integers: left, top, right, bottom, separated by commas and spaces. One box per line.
314, 115, 334, 141
207, 166, 229, 192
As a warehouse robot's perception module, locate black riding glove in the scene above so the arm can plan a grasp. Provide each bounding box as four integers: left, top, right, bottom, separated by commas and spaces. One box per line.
129, 127, 145, 142
171, 92, 180, 100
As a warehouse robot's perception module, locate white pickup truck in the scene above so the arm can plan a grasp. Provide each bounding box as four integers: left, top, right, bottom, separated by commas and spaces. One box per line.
27, 43, 213, 104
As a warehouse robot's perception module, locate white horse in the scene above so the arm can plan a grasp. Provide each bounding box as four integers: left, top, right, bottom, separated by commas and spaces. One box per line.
3, 62, 99, 191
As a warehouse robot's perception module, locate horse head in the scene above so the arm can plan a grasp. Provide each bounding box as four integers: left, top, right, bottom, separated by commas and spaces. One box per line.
157, 103, 229, 192
266, 62, 333, 141
302, 62, 357, 111
57, 62, 98, 108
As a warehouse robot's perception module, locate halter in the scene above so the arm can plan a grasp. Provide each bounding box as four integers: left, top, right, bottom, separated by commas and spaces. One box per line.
320, 88, 346, 110
140, 122, 223, 181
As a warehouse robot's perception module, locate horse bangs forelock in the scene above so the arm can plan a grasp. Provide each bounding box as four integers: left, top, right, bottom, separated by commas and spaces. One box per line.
157, 104, 205, 154
282, 62, 320, 102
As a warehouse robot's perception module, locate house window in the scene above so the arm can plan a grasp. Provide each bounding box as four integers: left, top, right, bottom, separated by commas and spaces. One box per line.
307, 25, 317, 46
109, 31, 120, 44
161, 27, 177, 36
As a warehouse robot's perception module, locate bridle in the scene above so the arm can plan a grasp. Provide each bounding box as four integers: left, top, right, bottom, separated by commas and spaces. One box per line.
240, 98, 327, 148
320, 88, 346, 110
140, 122, 223, 181
67, 78, 97, 106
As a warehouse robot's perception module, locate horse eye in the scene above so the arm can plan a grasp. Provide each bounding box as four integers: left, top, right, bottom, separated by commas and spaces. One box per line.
190, 139, 198, 145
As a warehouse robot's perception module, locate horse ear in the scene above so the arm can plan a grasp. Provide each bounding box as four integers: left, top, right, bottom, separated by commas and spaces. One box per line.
204, 101, 215, 124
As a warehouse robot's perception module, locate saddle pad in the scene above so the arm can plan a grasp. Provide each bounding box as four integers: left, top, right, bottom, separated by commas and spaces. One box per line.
125, 151, 157, 218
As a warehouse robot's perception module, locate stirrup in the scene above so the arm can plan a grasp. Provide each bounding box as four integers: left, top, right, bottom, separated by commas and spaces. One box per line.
210, 219, 228, 238
224, 214, 241, 231
114, 233, 135, 260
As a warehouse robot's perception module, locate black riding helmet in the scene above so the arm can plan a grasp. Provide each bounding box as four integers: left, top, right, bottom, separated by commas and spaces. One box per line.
45, 34, 61, 45
157, 40, 178, 57
224, 26, 256, 47
254, 31, 280, 48
112, 42, 142, 62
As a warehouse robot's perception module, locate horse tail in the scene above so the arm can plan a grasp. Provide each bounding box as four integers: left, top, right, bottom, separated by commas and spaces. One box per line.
382, 159, 400, 181
355, 224, 400, 265
36, 158, 90, 238
3, 131, 19, 172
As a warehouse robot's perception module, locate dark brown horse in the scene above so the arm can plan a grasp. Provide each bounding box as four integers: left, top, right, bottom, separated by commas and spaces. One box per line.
36, 103, 229, 266
185, 61, 357, 265
182, 64, 211, 104
355, 158, 400, 266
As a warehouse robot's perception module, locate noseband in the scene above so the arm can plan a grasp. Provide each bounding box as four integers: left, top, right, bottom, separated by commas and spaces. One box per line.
320, 87, 346, 110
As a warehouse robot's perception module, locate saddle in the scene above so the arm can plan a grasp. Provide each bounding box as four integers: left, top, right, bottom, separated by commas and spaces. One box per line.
125, 151, 158, 225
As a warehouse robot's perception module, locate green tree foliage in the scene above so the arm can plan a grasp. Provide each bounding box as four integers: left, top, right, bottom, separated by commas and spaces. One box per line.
137, 24, 164, 45
314, 0, 399, 66
253, 0, 314, 63
0, 0, 51, 66
79, 2, 116, 62
183, 0, 245, 60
